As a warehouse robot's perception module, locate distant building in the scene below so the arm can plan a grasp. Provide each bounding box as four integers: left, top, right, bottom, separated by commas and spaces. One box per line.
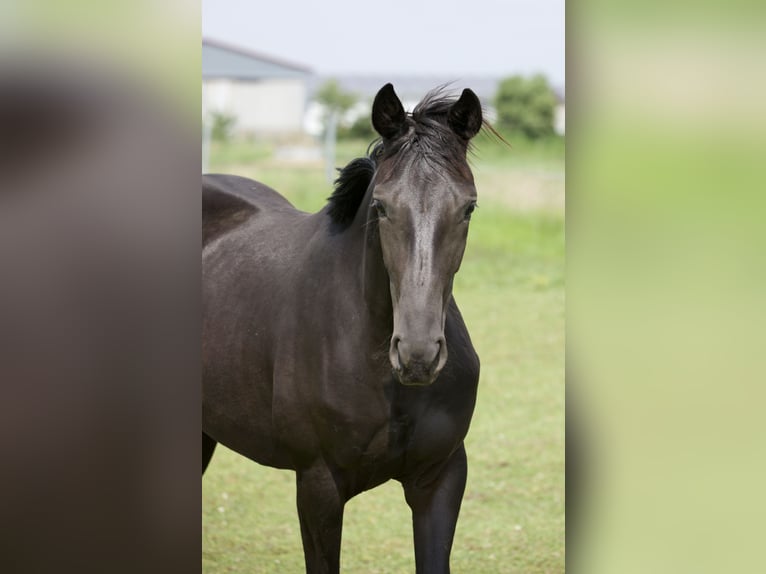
202, 38, 313, 136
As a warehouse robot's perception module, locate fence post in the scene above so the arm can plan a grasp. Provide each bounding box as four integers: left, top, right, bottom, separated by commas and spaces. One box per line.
201, 116, 211, 173
324, 109, 338, 183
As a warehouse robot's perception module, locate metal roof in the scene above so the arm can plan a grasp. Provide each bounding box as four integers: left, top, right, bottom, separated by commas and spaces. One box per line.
202, 38, 312, 80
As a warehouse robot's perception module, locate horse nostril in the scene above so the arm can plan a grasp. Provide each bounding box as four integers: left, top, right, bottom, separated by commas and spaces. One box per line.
390, 335, 403, 370
429, 338, 442, 365
434, 336, 448, 372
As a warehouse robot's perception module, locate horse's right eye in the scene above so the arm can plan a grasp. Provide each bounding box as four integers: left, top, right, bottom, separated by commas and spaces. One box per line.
464, 202, 477, 221
372, 199, 387, 219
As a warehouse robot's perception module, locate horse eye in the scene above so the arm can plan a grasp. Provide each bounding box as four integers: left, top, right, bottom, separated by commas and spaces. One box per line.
372, 199, 387, 218
464, 202, 477, 221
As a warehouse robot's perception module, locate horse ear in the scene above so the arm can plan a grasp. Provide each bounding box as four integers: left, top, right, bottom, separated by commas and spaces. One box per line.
372, 83, 406, 140
448, 88, 483, 140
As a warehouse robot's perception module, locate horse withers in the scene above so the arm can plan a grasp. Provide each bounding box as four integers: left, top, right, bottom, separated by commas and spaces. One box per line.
202, 83, 483, 573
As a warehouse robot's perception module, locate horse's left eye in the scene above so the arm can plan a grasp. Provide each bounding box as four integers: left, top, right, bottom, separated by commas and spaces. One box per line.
372, 199, 387, 219
464, 202, 477, 221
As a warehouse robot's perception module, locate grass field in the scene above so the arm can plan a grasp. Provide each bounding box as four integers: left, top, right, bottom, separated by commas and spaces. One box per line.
202, 133, 565, 573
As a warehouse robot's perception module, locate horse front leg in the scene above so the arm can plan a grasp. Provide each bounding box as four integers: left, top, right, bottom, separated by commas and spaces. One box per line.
295, 460, 346, 574
403, 444, 468, 574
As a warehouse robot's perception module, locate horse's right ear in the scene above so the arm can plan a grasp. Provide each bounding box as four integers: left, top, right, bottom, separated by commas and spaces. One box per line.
448, 88, 483, 141
372, 83, 406, 140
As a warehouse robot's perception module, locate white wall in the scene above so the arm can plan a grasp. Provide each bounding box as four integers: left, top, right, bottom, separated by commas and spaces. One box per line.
203, 78, 307, 136
555, 103, 565, 135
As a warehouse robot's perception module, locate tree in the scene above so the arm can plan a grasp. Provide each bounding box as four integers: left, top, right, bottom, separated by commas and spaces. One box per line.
209, 110, 236, 142
339, 113, 375, 141
315, 79, 357, 133
494, 74, 557, 139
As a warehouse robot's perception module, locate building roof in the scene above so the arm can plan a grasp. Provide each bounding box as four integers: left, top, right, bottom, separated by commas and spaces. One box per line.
202, 38, 312, 80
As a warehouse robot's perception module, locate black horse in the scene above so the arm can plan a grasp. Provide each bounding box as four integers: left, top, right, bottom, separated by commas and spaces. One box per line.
203, 84, 483, 573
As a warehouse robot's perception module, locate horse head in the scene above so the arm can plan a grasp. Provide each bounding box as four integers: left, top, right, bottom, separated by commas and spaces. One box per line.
369, 83, 482, 385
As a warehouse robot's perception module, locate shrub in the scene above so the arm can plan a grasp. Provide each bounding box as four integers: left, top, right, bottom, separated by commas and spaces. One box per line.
495, 74, 557, 140
339, 114, 375, 141
210, 111, 236, 142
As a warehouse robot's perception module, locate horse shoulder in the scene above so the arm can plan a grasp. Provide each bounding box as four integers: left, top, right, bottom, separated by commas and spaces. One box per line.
445, 298, 480, 384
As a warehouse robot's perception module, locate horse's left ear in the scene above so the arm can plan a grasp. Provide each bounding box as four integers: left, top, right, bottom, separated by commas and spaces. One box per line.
372, 83, 407, 140
448, 89, 483, 140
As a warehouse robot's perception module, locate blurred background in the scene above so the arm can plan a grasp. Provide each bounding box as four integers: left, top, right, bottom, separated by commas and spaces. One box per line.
4, 1, 766, 573
569, 3, 766, 573
201, 1, 565, 573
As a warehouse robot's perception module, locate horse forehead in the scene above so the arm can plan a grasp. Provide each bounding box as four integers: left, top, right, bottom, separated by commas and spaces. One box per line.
390, 168, 471, 211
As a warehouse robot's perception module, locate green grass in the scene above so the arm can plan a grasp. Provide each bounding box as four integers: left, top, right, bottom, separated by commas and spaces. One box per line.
203, 137, 564, 573
208, 139, 276, 168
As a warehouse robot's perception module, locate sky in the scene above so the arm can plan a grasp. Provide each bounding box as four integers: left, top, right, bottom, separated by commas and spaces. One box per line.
202, 0, 565, 87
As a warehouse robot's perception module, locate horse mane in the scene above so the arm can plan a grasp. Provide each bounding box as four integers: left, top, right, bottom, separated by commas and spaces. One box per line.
326, 146, 379, 229
326, 86, 493, 231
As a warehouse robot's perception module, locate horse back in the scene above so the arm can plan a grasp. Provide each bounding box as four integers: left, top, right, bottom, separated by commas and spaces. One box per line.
202, 174, 295, 247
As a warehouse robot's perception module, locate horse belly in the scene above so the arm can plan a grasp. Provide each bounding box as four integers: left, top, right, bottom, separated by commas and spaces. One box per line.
202, 351, 293, 468
203, 273, 291, 467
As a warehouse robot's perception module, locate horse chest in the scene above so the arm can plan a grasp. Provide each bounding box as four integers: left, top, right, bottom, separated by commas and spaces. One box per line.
394, 403, 467, 468
269, 313, 478, 479
292, 374, 457, 461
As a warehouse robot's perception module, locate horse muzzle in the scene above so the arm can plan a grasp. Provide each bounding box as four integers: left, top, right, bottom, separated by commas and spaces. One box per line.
389, 334, 448, 386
